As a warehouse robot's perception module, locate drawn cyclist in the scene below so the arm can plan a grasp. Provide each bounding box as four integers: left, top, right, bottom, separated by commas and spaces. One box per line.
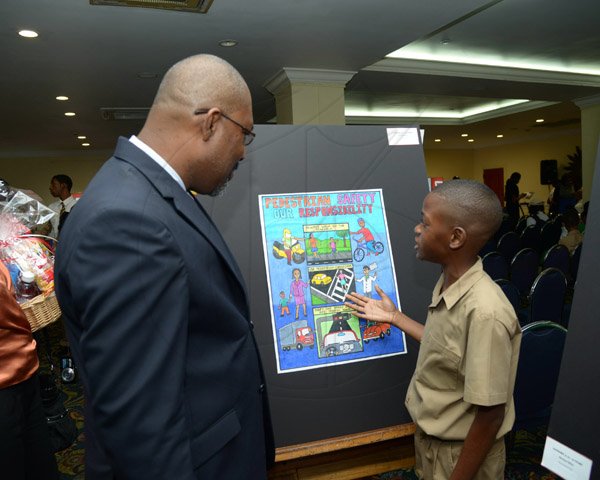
350, 218, 379, 256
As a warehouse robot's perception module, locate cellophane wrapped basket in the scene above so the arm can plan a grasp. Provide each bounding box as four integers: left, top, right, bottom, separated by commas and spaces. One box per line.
0, 188, 60, 332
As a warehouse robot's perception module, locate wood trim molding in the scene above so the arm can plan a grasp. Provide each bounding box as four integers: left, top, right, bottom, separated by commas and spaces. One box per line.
275, 423, 416, 462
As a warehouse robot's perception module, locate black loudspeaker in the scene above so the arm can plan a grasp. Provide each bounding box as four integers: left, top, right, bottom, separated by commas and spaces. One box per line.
540, 159, 558, 185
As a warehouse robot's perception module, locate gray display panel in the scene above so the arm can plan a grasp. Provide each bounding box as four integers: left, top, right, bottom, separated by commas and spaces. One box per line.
200, 125, 438, 447
544, 142, 600, 479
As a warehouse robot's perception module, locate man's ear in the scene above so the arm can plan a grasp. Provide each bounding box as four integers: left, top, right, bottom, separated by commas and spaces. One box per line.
198, 108, 221, 141
449, 226, 467, 250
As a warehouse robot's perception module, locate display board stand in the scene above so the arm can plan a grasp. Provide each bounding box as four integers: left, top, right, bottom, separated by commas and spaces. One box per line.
202, 125, 437, 451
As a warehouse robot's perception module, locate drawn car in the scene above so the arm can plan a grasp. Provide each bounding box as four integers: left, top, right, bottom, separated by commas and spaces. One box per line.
311, 273, 332, 285
322, 330, 361, 357
363, 321, 392, 343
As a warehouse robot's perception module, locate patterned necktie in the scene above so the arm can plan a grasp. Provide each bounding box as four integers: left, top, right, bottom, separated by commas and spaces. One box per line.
60, 201, 65, 216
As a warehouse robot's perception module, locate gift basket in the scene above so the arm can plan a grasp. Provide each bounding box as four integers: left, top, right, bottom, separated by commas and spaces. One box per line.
0, 184, 60, 332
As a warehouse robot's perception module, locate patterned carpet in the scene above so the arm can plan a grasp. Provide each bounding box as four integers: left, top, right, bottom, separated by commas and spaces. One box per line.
39, 321, 557, 480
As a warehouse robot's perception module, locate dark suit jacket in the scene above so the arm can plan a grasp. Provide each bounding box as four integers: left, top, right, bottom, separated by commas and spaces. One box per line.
55, 137, 274, 479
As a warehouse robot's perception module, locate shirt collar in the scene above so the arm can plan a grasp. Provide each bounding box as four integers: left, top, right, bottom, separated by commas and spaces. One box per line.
429, 258, 486, 310
129, 135, 186, 191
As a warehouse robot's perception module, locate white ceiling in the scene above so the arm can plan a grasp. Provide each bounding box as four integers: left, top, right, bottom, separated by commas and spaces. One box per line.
1, 0, 599, 156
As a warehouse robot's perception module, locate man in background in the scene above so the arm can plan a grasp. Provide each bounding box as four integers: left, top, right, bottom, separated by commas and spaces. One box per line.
55, 54, 274, 479
48, 174, 78, 237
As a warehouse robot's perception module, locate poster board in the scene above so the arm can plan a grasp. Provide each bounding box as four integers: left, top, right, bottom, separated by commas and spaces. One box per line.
542, 142, 600, 480
200, 125, 438, 447
258, 189, 406, 374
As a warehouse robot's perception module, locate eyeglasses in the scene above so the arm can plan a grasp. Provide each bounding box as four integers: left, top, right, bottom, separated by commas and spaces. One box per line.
194, 108, 256, 146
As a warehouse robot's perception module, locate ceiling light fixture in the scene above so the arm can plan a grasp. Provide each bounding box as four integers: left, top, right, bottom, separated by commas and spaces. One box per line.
18, 30, 38, 38
386, 48, 600, 76
56, 96, 69, 101
536, 118, 545, 123
64, 112, 76, 117
468, 139, 474, 143
345, 99, 530, 121
434, 138, 441, 142
496, 134, 504, 138
82, 143, 90, 147
77, 135, 87, 139
219, 39, 238, 47
90, 0, 214, 14
461, 133, 468, 137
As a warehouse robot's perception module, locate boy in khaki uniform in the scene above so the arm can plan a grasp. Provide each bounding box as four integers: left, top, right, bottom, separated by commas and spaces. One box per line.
347, 180, 521, 480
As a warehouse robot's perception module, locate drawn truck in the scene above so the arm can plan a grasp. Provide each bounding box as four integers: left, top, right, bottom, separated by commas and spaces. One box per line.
279, 320, 315, 351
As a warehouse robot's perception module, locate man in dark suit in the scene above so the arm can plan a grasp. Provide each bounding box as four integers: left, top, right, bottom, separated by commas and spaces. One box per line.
55, 54, 274, 479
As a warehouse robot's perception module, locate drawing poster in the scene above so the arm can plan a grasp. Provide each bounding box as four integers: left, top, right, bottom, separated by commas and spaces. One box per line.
258, 189, 407, 374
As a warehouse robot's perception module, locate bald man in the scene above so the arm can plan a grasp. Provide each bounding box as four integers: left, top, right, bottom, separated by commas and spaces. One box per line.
347, 181, 521, 480
55, 55, 273, 479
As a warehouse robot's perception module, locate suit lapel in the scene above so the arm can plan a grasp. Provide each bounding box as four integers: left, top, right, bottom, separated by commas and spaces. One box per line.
112, 137, 247, 296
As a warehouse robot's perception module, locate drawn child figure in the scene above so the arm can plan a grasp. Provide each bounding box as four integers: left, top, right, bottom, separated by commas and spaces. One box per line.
279, 291, 290, 317
337, 271, 349, 291
329, 237, 337, 255
356, 265, 377, 298
347, 180, 521, 480
350, 217, 379, 255
289, 268, 308, 319
308, 232, 319, 258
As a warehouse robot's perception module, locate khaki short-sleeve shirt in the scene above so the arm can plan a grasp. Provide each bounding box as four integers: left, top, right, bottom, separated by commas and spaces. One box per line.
405, 259, 521, 440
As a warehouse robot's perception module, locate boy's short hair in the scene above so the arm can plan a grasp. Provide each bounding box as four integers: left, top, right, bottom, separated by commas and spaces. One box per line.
431, 180, 503, 245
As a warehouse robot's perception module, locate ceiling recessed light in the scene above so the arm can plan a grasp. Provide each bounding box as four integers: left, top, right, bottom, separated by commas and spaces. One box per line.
434, 138, 441, 142
56, 96, 69, 101
468, 139, 474, 143
496, 134, 504, 138
64, 112, 76, 117
219, 39, 238, 47
536, 118, 545, 123
461, 133, 468, 137
81, 143, 90, 147
77, 135, 86, 139
18, 30, 38, 38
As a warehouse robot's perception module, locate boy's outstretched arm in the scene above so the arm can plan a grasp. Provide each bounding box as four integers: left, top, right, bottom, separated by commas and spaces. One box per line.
449, 403, 505, 480
345, 285, 424, 342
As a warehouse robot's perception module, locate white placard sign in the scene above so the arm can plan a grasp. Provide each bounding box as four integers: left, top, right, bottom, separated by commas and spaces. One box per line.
542, 436, 593, 480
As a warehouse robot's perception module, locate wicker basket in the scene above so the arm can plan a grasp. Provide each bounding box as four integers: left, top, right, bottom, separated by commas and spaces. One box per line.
20, 292, 61, 332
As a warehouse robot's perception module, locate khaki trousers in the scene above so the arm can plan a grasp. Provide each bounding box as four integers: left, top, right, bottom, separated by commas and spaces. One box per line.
414, 427, 505, 480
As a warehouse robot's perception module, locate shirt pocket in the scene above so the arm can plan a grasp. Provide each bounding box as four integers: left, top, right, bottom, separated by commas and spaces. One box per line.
416, 333, 461, 391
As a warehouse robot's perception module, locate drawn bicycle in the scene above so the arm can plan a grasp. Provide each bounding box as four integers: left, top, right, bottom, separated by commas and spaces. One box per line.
352, 236, 384, 262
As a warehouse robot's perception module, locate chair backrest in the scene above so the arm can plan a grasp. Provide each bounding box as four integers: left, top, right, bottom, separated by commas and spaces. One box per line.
495, 279, 520, 314
520, 224, 541, 251
570, 242, 583, 281
515, 216, 529, 235
540, 221, 562, 254
478, 240, 496, 259
513, 321, 567, 428
529, 268, 567, 325
482, 252, 509, 281
497, 231, 521, 264
542, 244, 570, 276
510, 248, 539, 297
493, 216, 514, 245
